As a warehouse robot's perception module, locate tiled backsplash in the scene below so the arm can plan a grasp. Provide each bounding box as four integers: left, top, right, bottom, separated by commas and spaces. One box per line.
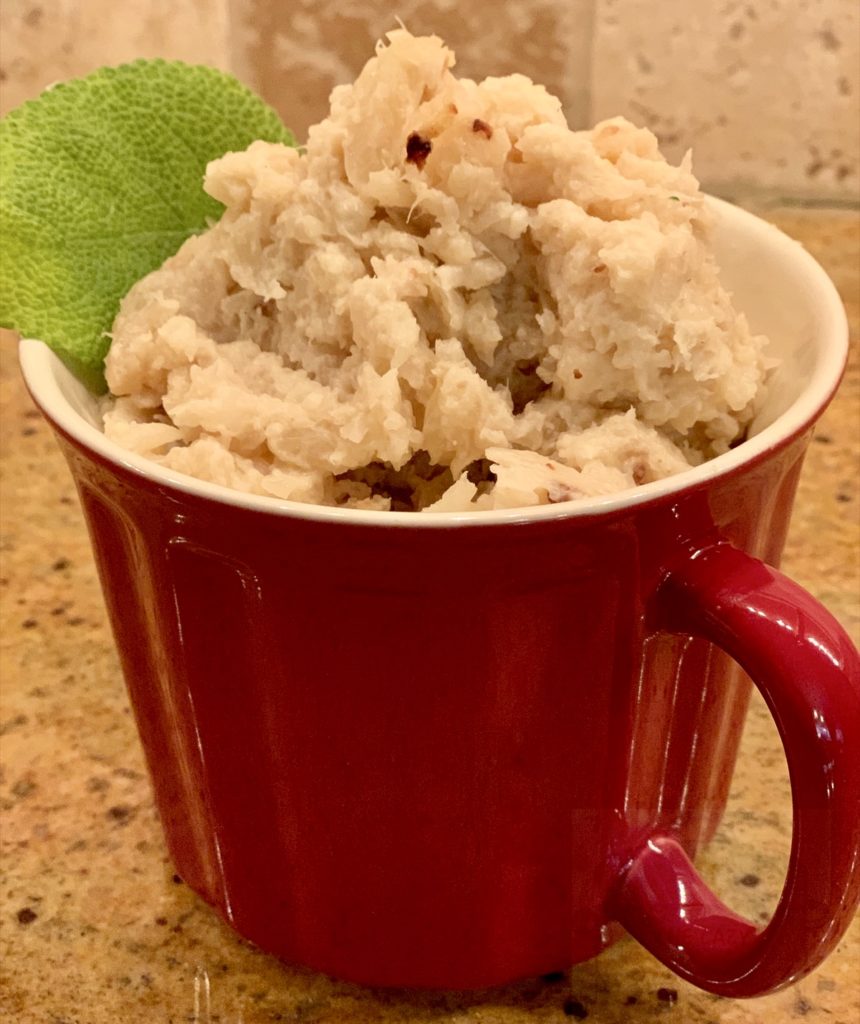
1, 0, 858, 202
591, 0, 860, 201
0, 0, 231, 106
228, 0, 595, 144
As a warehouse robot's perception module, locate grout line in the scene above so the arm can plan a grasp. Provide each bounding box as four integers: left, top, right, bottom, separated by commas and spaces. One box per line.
565, 0, 598, 129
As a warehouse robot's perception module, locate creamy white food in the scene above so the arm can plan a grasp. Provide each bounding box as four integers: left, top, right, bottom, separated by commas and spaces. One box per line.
103, 30, 769, 511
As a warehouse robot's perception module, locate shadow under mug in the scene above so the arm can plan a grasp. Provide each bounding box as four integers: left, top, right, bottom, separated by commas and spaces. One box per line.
19, 197, 860, 997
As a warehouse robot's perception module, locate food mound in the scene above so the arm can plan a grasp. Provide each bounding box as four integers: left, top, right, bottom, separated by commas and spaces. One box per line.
103, 30, 768, 512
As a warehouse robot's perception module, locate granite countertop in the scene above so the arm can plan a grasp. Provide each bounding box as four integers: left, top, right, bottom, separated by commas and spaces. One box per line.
1, 206, 858, 1024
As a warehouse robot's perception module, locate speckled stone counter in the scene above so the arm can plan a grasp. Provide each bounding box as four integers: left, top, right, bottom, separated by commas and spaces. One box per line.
1, 207, 858, 1023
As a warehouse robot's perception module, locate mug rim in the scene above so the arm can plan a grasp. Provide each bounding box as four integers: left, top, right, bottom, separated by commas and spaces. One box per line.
19, 197, 848, 530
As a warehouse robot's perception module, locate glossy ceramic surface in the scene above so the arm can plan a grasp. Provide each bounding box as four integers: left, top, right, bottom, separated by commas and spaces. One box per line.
32, 421, 857, 995
18, 197, 860, 996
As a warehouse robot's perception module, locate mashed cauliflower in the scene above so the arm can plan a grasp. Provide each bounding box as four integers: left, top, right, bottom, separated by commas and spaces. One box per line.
103, 30, 768, 512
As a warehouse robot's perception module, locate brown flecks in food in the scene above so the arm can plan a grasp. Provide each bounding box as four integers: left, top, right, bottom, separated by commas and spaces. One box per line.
509, 358, 551, 414
21, 427, 37, 437
448, 103, 458, 114
172, 874, 183, 884
155, 916, 168, 926
466, 459, 494, 485
631, 460, 647, 485
52, 557, 71, 571
794, 996, 814, 1016
624, 995, 639, 1005
656, 987, 678, 1004
336, 451, 453, 511
465, 458, 496, 498
16, 907, 37, 924
593, 264, 606, 274
739, 872, 760, 887
406, 132, 432, 170
814, 433, 832, 444
102, 35, 769, 513
573, 369, 583, 380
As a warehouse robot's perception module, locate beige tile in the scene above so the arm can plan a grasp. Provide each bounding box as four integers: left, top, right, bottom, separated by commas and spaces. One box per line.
3, 0, 856, 205
228, 0, 594, 141
590, 0, 860, 200
0, 0, 230, 116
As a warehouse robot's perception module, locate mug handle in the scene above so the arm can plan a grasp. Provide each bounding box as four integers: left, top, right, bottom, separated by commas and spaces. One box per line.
611, 541, 860, 998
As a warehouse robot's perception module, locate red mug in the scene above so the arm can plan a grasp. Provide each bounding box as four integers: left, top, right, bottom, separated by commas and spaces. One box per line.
20, 197, 860, 997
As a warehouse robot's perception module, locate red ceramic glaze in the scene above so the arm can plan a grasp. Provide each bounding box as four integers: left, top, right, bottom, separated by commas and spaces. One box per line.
615, 543, 860, 995
36, 420, 858, 995
18, 196, 860, 996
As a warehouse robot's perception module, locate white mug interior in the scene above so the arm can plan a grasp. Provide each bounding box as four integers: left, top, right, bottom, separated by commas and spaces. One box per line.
18, 196, 848, 527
